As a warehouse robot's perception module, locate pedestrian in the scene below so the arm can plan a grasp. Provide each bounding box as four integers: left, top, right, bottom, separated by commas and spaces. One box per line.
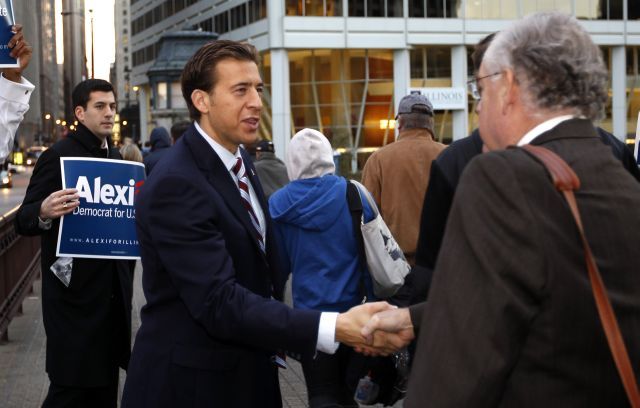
120, 142, 143, 164
362, 12, 640, 406
0, 24, 34, 162
143, 126, 171, 175
269, 128, 376, 407
170, 120, 190, 144
119, 142, 144, 278
120, 40, 395, 408
361, 93, 445, 266
254, 139, 289, 199
15, 79, 133, 408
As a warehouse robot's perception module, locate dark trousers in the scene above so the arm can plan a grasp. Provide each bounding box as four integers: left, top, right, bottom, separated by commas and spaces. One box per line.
42, 372, 119, 408
301, 346, 358, 408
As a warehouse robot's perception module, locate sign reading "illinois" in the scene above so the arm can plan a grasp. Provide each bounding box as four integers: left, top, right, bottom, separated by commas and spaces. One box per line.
57, 157, 146, 260
408, 87, 467, 110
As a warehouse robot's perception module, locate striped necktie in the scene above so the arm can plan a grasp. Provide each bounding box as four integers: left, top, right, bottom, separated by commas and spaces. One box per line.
232, 157, 265, 253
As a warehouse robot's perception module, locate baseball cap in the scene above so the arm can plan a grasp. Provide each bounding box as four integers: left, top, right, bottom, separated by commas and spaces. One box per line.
395, 93, 434, 120
256, 140, 275, 153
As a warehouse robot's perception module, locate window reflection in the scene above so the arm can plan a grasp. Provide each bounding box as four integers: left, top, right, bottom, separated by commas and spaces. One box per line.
286, 0, 343, 16
410, 47, 454, 143
348, 0, 403, 17
286, 49, 395, 154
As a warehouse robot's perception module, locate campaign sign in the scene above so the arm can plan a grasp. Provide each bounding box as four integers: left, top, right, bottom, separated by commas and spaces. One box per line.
0, 0, 17, 68
57, 158, 146, 259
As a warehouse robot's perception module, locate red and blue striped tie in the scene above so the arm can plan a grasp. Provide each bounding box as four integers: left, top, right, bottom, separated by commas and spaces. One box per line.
232, 157, 265, 253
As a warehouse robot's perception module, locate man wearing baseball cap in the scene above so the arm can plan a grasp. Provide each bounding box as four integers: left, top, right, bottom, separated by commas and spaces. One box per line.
254, 139, 289, 199
361, 93, 446, 267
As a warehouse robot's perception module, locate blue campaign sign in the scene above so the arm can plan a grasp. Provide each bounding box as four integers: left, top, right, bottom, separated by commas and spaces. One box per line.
57, 157, 146, 259
0, 0, 17, 68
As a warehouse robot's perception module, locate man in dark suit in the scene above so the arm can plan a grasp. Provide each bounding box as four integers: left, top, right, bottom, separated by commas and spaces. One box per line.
361, 12, 640, 406
16, 79, 133, 407
121, 40, 394, 407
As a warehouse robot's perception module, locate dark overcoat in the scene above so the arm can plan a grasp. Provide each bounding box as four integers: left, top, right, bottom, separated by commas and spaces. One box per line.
15, 124, 133, 387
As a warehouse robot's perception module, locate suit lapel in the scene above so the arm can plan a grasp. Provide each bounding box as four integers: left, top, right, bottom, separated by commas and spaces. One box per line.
184, 127, 268, 260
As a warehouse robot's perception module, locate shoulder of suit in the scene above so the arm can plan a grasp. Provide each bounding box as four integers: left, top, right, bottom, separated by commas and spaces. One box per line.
464, 148, 546, 186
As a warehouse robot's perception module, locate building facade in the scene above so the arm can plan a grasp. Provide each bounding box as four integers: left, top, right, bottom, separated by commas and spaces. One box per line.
129, 0, 640, 170
61, 0, 87, 123
12, 0, 62, 148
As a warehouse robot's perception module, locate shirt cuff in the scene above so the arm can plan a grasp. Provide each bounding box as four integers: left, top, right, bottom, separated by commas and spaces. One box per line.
38, 217, 52, 230
316, 312, 340, 355
0, 73, 34, 104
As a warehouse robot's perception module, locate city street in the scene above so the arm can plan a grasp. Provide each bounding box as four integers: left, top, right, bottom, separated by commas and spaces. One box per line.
0, 168, 32, 216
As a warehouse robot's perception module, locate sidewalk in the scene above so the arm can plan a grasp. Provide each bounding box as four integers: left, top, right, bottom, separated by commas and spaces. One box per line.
0, 265, 310, 407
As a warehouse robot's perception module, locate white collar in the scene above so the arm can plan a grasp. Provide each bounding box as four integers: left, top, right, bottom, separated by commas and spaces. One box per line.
517, 115, 575, 146
194, 121, 242, 171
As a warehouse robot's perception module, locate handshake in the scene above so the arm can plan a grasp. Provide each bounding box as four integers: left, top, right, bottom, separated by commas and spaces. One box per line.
335, 302, 415, 356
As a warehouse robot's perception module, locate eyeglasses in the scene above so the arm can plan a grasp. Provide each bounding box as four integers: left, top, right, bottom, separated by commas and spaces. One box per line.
467, 72, 502, 101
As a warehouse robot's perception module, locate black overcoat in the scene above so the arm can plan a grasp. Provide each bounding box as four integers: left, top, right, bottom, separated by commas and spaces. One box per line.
15, 124, 133, 387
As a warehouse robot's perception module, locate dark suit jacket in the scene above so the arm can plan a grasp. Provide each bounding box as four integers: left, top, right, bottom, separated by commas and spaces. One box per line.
405, 119, 640, 407
121, 125, 321, 407
15, 124, 133, 387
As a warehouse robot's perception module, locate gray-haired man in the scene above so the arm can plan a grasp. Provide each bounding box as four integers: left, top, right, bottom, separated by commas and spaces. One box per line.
361, 12, 640, 406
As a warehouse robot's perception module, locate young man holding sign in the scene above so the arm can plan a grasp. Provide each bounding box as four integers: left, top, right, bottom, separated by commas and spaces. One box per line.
15, 79, 133, 408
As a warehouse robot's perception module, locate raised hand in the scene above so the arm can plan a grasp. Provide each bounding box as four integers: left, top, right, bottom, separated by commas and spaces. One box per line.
2, 24, 33, 82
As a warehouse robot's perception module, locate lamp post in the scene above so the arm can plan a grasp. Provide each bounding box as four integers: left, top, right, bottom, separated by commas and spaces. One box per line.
89, 9, 94, 79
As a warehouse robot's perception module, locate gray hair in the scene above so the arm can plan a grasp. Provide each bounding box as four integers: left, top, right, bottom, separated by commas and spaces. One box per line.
482, 12, 608, 121
398, 113, 435, 135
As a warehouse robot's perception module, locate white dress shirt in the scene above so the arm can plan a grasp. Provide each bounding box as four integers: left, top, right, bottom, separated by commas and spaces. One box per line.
0, 74, 34, 161
194, 121, 339, 355
517, 115, 575, 146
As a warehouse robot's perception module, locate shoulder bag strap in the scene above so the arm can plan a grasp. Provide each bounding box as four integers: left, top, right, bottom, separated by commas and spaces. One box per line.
521, 144, 640, 408
345, 178, 367, 302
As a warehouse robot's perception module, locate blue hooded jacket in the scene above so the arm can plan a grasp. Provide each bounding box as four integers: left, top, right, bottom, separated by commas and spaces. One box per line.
269, 174, 375, 312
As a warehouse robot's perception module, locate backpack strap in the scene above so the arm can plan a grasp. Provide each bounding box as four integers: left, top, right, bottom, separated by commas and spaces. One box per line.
521, 144, 640, 408
345, 178, 367, 302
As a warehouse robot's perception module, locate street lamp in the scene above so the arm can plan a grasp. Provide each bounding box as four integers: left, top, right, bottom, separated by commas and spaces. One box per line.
61, 9, 93, 78
89, 9, 94, 79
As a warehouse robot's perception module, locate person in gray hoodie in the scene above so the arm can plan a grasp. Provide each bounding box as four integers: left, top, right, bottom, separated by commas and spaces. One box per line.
143, 126, 171, 175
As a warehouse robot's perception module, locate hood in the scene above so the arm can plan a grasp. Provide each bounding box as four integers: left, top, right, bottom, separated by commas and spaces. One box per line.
269, 174, 346, 231
150, 127, 171, 150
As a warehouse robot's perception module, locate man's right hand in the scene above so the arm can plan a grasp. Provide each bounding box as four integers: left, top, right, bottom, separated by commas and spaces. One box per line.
40, 189, 80, 220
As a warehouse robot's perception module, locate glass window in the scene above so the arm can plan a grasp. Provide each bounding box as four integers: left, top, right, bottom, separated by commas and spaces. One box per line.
631, 1, 640, 19
409, 0, 425, 17
410, 47, 453, 83
387, 0, 402, 16
327, 0, 343, 16
465, 0, 516, 19
627, 47, 640, 139
156, 82, 167, 109
522, 0, 571, 16
427, 0, 444, 17
170, 82, 186, 109
349, 0, 365, 16
305, 0, 326, 16
367, 0, 385, 16
288, 49, 395, 168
